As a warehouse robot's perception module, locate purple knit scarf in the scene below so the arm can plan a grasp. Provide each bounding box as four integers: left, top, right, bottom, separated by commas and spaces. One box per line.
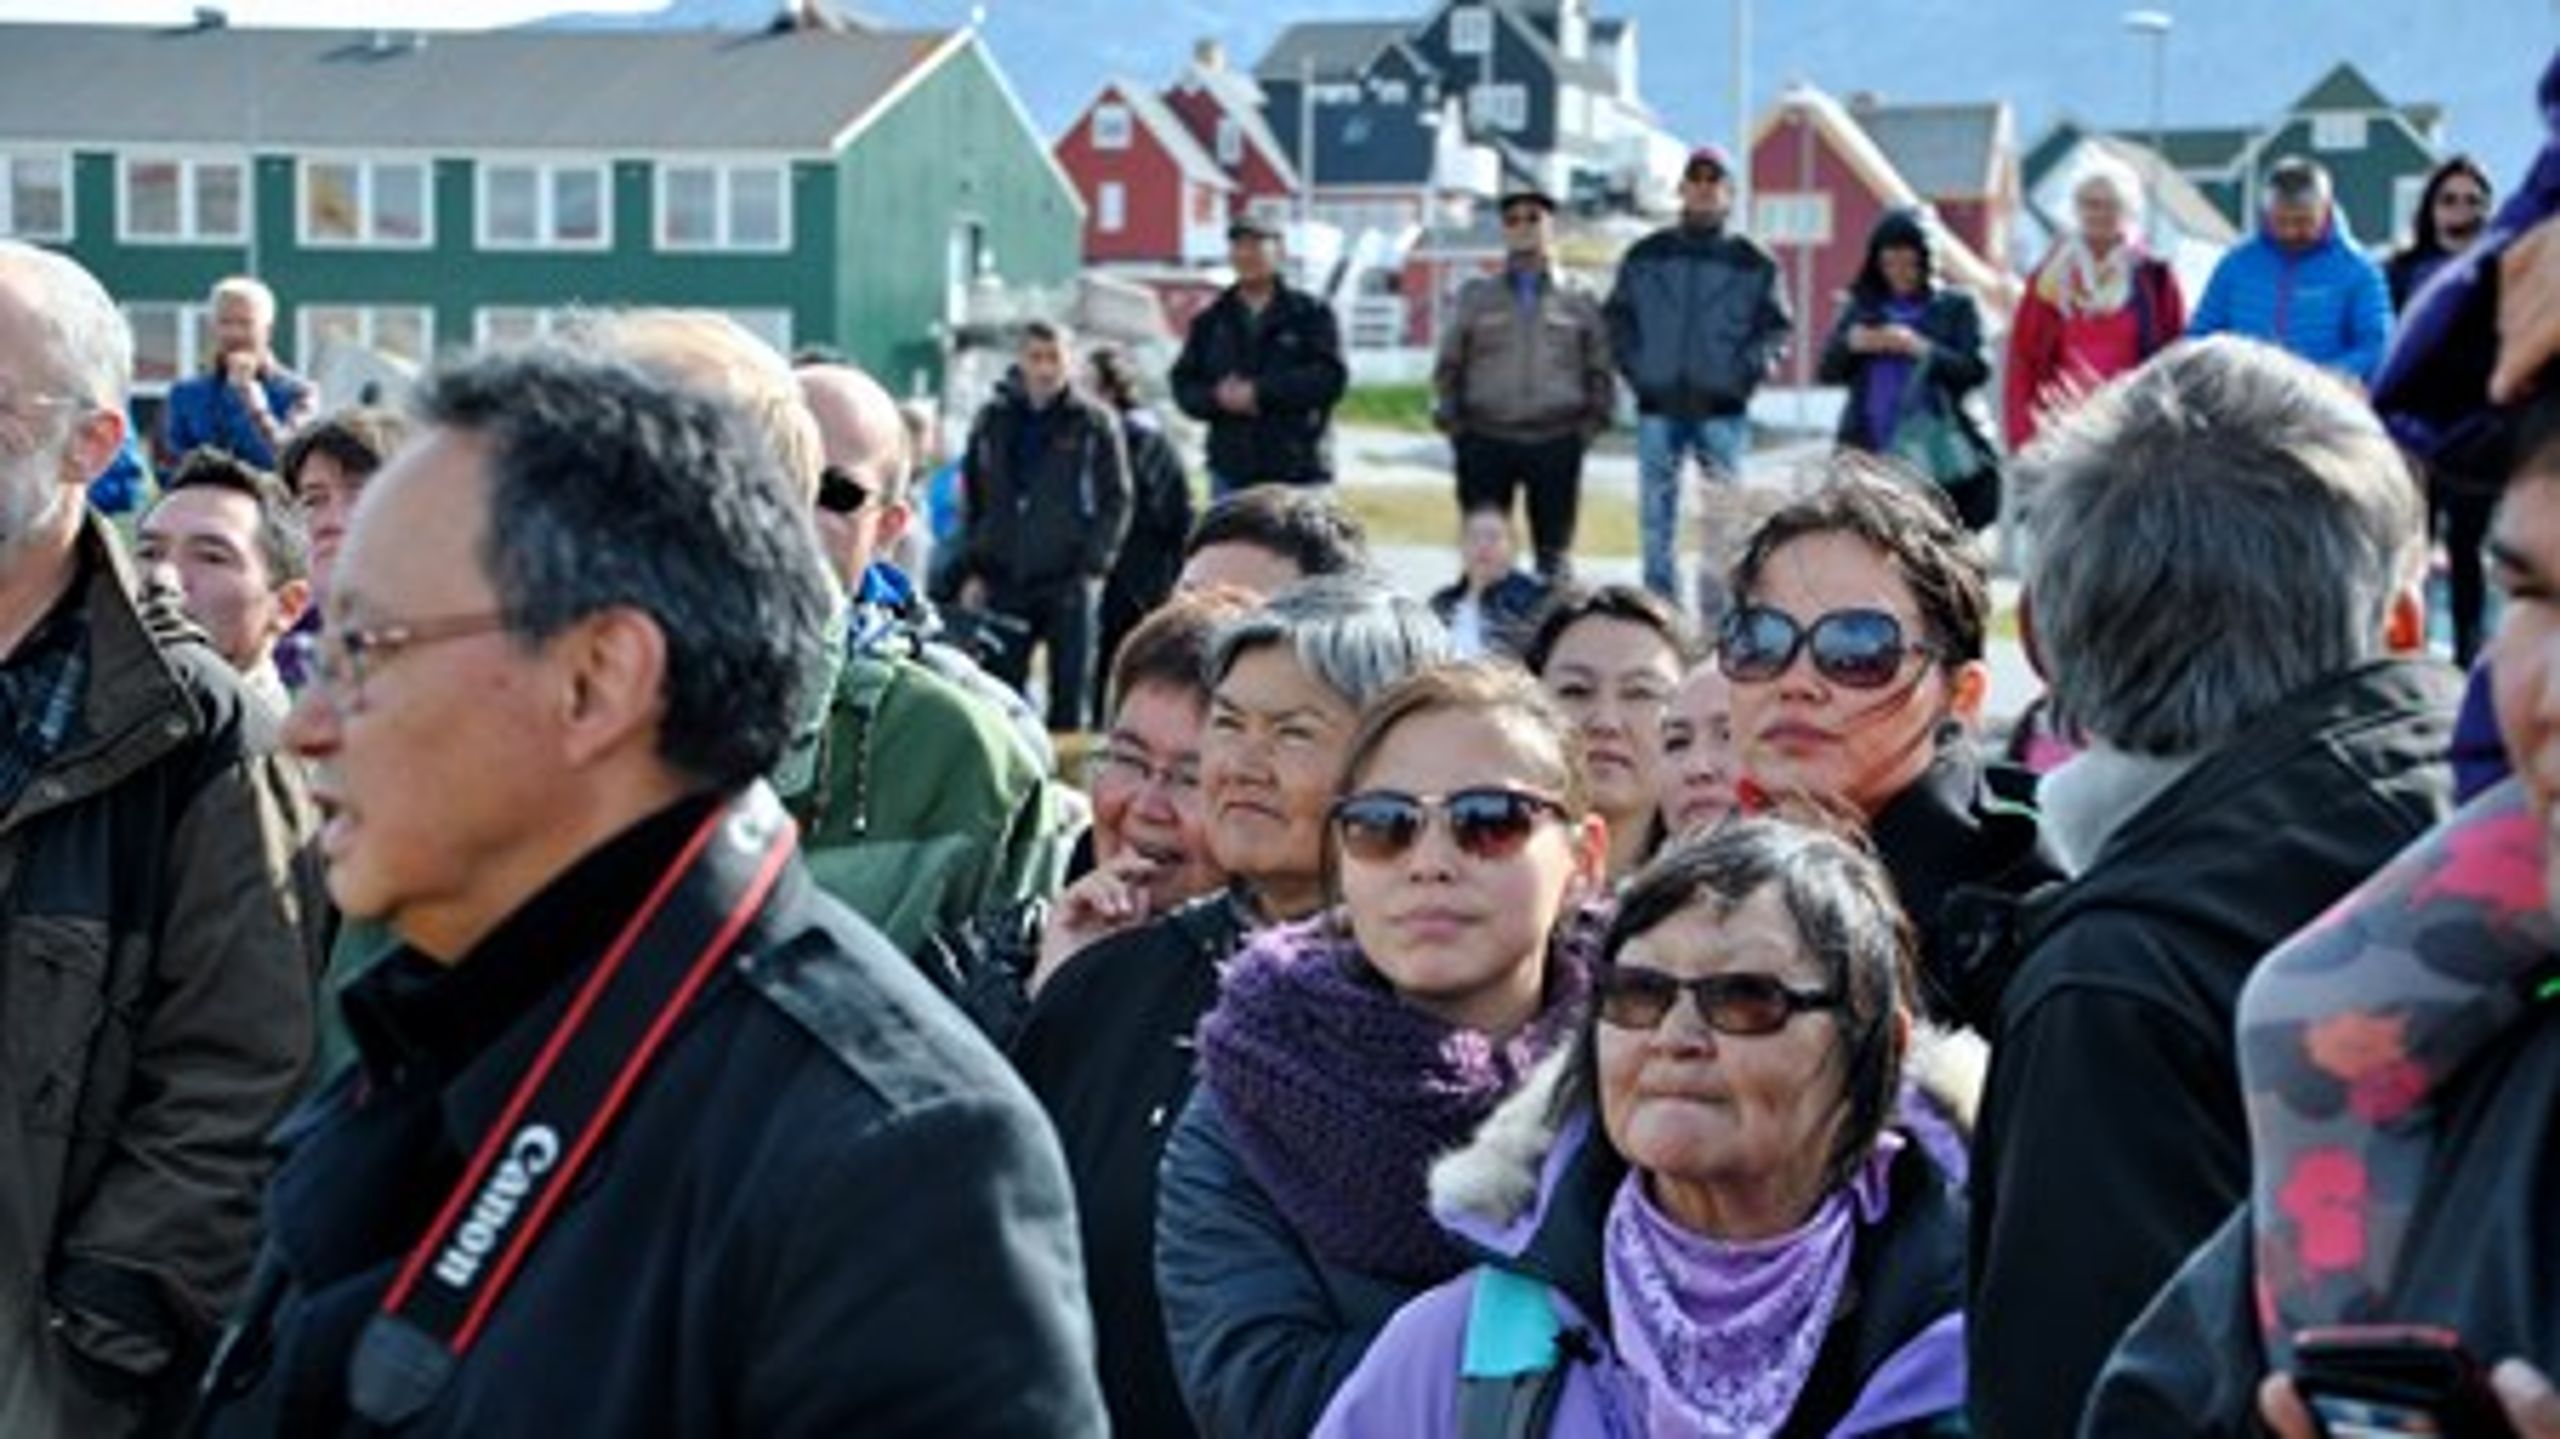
1196, 912, 1595, 1285
1606, 1133, 1904, 1437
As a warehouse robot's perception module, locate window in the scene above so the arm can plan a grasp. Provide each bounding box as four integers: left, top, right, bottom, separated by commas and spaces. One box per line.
1098, 181, 1126, 234
1469, 83, 1527, 134
2392, 174, 2428, 244
1191, 184, 1220, 224
1753, 192, 1833, 245
479, 161, 610, 249
1451, 6, 1492, 56
473, 306, 584, 347
120, 155, 247, 242
1374, 80, 1409, 105
123, 302, 211, 393
299, 158, 431, 247
1, 154, 70, 240
1093, 103, 1133, 152
297, 304, 435, 370
722, 309, 792, 356
655, 162, 790, 252
1216, 118, 1242, 167
2312, 114, 2368, 152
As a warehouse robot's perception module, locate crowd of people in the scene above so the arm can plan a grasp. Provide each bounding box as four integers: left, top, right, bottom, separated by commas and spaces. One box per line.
0, 48, 2557, 1439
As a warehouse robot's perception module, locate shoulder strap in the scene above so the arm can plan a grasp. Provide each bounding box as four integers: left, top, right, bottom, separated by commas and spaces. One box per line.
1456, 1266, 1576, 1439
344, 785, 800, 1426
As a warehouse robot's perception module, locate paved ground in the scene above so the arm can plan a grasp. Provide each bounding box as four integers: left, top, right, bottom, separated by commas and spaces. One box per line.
1332, 422, 2045, 726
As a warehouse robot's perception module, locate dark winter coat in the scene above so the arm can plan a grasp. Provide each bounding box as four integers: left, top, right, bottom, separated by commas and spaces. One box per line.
1870, 742, 2063, 1034
1602, 221, 1792, 419
960, 374, 1132, 592
193, 793, 1105, 1438
1170, 282, 1350, 486
1967, 659, 2458, 1439
1427, 570, 1552, 660
1100, 407, 1196, 642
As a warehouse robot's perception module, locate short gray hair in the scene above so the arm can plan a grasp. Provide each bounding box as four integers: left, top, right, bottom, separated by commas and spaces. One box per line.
2266, 156, 2332, 210
0, 240, 132, 409
1209, 573, 1452, 713
2019, 336, 2422, 756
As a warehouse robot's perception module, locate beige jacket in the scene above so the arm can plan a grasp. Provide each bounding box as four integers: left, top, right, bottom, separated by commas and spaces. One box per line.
1432, 265, 1615, 443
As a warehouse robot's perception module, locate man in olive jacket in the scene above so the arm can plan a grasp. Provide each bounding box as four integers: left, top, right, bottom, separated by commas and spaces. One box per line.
1604, 144, 1792, 601
1434, 186, 1615, 579
0, 243, 317, 1436
1171, 218, 1350, 491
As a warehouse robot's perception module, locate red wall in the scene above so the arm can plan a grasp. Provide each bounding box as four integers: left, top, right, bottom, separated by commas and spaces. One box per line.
1934, 197, 1994, 270
1164, 86, 1298, 216
1750, 112, 1890, 387
1054, 88, 1187, 264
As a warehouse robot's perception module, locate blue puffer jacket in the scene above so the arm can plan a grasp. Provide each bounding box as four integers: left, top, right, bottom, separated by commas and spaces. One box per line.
2187, 219, 2392, 382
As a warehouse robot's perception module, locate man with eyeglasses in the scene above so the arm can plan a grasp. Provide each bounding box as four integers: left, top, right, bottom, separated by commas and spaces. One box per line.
0, 241, 318, 1434
1432, 186, 1614, 581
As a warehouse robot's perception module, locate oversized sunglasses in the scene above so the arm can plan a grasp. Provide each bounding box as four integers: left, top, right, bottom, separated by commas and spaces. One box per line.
816, 465, 874, 516
1330, 787, 1568, 865
1717, 605, 1936, 690
1595, 964, 1843, 1035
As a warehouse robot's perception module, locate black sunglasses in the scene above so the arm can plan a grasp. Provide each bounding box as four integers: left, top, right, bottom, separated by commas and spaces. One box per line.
1330, 787, 1568, 865
1595, 964, 1843, 1035
816, 465, 874, 516
1718, 605, 1936, 690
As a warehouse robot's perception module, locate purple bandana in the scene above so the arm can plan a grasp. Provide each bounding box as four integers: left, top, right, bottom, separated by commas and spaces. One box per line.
1196, 911, 1596, 1284
1606, 1133, 1903, 1437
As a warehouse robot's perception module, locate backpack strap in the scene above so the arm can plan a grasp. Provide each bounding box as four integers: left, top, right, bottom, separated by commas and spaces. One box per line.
1456, 1266, 1576, 1439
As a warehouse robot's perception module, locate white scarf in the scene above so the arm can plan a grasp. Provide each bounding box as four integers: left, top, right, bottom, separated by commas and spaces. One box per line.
2034, 236, 2136, 319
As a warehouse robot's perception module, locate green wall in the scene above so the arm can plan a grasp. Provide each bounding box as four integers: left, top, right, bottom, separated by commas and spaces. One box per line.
833, 38, 1083, 394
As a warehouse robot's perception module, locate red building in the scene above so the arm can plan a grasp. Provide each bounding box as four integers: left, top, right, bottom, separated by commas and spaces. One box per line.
1163, 42, 1303, 234
1055, 81, 1236, 266
1746, 84, 2017, 389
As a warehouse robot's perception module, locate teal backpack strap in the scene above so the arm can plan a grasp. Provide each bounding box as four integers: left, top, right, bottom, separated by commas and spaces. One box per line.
1456, 1266, 1575, 1439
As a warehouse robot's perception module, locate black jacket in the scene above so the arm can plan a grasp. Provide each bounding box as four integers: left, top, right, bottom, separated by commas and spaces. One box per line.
1967, 660, 2457, 1439
1870, 742, 2063, 1033
1819, 287, 1997, 454
1170, 282, 1349, 486
1426, 570, 1551, 660
1101, 408, 1196, 633
2083, 999, 2560, 1436
1602, 222, 1792, 419
1009, 893, 1248, 1439
196, 794, 1105, 1438
961, 373, 1132, 591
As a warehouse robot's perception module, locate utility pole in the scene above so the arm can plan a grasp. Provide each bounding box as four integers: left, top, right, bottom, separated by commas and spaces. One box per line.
2123, 10, 2173, 160
1298, 52, 1315, 238
1731, 0, 1751, 230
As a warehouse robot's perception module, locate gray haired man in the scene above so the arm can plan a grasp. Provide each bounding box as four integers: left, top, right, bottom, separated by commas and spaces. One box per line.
1967, 336, 2456, 1437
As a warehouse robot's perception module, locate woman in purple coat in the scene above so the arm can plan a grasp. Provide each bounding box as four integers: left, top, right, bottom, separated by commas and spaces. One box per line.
1319, 818, 1968, 1438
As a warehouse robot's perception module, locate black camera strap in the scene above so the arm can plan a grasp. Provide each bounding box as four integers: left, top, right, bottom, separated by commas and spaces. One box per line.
345, 783, 800, 1426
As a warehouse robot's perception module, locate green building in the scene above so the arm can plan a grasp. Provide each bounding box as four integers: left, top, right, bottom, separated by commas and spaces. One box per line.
0, 18, 1083, 400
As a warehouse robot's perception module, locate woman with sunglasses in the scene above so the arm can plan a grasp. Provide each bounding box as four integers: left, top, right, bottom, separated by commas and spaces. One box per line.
1012, 576, 1449, 1439
1157, 661, 1608, 1439
1721, 461, 2059, 1031
1317, 816, 1966, 1438
1525, 585, 1698, 883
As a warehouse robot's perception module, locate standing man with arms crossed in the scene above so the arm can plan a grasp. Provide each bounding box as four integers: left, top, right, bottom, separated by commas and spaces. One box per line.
1172, 216, 1349, 492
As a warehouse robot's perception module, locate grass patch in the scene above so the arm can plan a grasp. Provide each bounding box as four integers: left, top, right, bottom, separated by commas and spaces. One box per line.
1336, 383, 1438, 433
1339, 480, 1641, 559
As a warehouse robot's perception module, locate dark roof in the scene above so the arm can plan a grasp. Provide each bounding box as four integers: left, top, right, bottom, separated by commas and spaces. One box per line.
1854, 101, 2005, 198
0, 21, 953, 151
1590, 17, 1627, 42
2292, 62, 2395, 114
1176, 65, 1302, 188
2153, 126, 2257, 172
2021, 118, 2088, 189
1255, 21, 1409, 83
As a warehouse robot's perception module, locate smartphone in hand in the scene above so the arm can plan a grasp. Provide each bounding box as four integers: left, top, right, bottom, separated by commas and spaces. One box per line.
2294, 1325, 2518, 1438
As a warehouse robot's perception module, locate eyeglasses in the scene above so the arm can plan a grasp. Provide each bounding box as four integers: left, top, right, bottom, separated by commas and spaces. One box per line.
816, 465, 875, 516
1595, 963, 1843, 1035
1086, 746, 1201, 798
1718, 605, 1937, 690
1330, 786, 1569, 865
312, 612, 513, 709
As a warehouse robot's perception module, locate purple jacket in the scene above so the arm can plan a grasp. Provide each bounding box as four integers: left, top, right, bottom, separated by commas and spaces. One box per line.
1316, 1058, 1969, 1438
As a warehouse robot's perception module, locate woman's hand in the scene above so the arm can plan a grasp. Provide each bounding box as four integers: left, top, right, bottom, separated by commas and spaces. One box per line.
2259, 1359, 2560, 1438
1029, 851, 1162, 996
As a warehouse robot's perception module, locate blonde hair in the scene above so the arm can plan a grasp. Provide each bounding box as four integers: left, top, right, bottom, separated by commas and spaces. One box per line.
208, 274, 278, 325
574, 308, 824, 504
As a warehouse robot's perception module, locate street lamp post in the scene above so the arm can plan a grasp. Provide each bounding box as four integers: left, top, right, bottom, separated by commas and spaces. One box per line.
2122, 9, 2173, 159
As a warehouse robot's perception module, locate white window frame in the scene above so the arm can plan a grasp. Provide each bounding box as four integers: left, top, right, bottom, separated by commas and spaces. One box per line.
1215, 118, 1241, 167
473, 306, 577, 347
2392, 174, 2429, 245
122, 301, 212, 396
476, 159, 612, 251
0, 152, 73, 241
1451, 6, 1492, 56
1470, 83, 1527, 134
1753, 192, 1833, 246
1098, 181, 1127, 234
295, 304, 436, 371
2312, 113, 2369, 152
653, 160, 792, 253
117, 153, 249, 245
1093, 103, 1133, 152
721, 309, 793, 356
296, 156, 434, 249
1374, 79, 1410, 105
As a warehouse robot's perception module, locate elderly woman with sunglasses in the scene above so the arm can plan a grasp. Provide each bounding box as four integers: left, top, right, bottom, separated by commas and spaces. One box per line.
1719, 460, 2060, 1032
1157, 661, 1609, 1439
1318, 817, 1967, 1438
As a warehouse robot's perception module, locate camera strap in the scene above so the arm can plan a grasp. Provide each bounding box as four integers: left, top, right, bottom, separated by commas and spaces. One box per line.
345, 782, 800, 1426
